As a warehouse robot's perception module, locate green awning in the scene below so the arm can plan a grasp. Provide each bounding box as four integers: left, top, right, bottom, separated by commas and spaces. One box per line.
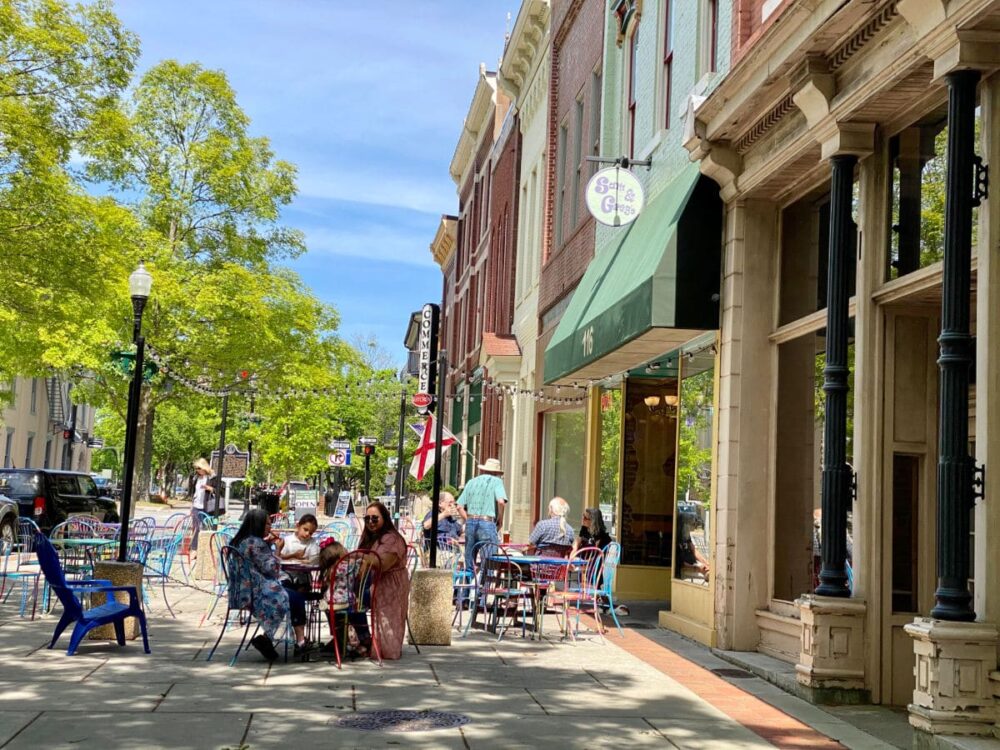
543, 163, 721, 384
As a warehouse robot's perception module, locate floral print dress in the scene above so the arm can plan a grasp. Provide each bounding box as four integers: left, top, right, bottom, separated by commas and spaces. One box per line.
231, 536, 290, 640
372, 531, 410, 660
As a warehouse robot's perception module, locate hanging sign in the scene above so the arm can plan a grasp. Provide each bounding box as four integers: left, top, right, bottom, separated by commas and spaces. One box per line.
585, 166, 645, 226
412, 392, 433, 409
416, 303, 440, 414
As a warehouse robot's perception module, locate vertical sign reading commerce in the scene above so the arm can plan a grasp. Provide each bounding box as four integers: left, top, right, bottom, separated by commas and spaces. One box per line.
416, 302, 440, 415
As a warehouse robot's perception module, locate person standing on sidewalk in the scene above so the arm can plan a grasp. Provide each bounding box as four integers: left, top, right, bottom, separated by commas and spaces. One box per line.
190, 458, 216, 561
456, 458, 507, 576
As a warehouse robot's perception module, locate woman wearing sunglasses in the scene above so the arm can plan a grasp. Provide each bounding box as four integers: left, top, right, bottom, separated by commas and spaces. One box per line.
357, 501, 410, 660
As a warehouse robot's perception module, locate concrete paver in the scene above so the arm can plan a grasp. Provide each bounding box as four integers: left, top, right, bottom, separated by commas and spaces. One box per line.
0, 512, 917, 749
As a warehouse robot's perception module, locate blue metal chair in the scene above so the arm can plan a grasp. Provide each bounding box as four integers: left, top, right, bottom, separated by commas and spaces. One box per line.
34, 532, 150, 656
198, 531, 233, 627
461, 540, 499, 638
144, 531, 182, 617
599, 542, 625, 637
0, 519, 43, 618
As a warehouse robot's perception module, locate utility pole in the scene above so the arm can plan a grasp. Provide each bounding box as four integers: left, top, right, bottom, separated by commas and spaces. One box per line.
213, 393, 229, 516
395, 384, 407, 512
429, 349, 447, 568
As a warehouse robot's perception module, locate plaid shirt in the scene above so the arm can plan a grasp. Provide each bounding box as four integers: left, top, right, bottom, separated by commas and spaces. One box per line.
529, 517, 575, 548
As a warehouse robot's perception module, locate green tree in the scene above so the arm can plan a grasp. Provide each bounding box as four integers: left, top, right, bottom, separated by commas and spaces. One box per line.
0, 0, 141, 381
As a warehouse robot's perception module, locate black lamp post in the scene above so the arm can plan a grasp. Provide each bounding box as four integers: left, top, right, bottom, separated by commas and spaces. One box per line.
117, 262, 152, 562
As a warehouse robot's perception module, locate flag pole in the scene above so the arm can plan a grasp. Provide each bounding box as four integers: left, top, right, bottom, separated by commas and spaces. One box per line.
429, 349, 447, 568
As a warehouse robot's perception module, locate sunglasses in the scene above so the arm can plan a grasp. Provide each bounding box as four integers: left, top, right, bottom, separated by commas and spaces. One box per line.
364, 515, 381, 524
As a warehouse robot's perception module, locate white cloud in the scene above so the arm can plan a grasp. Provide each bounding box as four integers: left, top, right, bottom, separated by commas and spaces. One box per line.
296, 168, 455, 216
304, 224, 437, 268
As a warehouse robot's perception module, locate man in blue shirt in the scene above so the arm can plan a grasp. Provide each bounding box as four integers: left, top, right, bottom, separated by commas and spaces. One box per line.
457, 458, 507, 575
422, 491, 463, 547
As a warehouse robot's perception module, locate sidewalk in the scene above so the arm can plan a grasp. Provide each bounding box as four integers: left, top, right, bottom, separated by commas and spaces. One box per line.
0, 550, 958, 749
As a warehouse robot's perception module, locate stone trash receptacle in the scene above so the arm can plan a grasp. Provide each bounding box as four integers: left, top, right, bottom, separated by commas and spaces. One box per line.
88, 560, 144, 641
408, 568, 453, 646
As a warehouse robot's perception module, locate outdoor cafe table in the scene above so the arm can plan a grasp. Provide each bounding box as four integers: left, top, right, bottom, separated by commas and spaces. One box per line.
50, 537, 118, 582
487, 554, 584, 639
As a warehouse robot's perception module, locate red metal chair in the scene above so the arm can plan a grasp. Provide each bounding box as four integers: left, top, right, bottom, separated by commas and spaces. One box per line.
546, 546, 605, 641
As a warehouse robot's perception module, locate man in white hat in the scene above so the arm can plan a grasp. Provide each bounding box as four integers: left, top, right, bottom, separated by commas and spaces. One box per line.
191, 458, 216, 559
457, 457, 507, 576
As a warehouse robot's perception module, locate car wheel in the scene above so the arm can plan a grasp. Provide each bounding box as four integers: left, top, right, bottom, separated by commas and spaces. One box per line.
0, 518, 15, 547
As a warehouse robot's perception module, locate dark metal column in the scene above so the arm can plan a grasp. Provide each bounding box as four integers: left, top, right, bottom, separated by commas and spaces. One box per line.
816, 153, 857, 597
931, 70, 979, 622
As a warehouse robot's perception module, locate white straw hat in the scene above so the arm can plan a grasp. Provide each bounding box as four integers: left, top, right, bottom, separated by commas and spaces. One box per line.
478, 458, 503, 474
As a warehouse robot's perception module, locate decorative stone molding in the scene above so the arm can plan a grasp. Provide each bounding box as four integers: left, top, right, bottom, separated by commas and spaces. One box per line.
684, 98, 742, 202
818, 122, 876, 161
930, 29, 1000, 81
796, 595, 867, 692
897, 0, 947, 40
790, 54, 836, 129
498, 0, 550, 100
612, 0, 642, 46
904, 618, 999, 736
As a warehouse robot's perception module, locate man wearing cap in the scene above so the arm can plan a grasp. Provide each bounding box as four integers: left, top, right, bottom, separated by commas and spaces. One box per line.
457, 458, 507, 576
191, 457, 216, 560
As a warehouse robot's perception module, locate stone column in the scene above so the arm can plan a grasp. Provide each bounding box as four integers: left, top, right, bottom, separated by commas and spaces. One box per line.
796, 594, 868, 701
905, 619, 998, 736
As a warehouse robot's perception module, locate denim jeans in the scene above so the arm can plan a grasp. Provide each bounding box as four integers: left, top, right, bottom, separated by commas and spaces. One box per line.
464, 518, 498, 576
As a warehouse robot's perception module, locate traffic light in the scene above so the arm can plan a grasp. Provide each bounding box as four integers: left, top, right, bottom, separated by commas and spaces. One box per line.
361, 444, 375, 456
62, 429, 72, 441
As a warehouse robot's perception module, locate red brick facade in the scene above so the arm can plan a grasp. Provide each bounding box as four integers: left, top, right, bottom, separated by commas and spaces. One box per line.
731, 0, 793, 64
539, 0, 604, 318
480, 108, 521, 462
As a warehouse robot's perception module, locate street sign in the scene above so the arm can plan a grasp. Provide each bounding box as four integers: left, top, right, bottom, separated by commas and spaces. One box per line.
359, 436, 378, 446
330, 439, 351, 451
416, 303, 440, 414
585, 166, 645, 227
328, 448, 350, 467
412, 392, 433, 409
387, 456, 399, 469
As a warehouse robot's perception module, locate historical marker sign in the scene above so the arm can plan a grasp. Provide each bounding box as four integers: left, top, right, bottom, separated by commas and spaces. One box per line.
210, 444, 249, 480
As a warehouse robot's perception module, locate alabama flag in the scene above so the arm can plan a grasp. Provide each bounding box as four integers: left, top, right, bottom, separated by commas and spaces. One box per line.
409, 412, 459, 480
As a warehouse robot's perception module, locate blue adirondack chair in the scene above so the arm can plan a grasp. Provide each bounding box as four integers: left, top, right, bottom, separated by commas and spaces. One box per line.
34, 532, 151, 656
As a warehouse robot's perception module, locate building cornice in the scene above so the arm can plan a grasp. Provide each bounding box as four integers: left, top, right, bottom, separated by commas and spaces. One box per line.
449, 66, 498, 184
498, 0, 551, 101
430, 215, 458, 269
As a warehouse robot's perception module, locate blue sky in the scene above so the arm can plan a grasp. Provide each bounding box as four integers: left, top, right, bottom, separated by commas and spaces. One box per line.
114, 0, 517, 364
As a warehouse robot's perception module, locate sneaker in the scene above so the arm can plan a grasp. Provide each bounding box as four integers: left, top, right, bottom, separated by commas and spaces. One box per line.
250, 635, 279, 661
318, 640, 336, 655
293, 641, 313, 657
614, 604, 630, 616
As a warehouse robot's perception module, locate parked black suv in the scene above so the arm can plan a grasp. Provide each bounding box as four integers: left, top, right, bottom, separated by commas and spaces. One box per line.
0, 469, 120, 532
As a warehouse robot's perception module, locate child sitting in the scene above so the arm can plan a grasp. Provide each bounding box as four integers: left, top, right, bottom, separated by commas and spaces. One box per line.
276, 514, 319, 593
317, 538, 373, 658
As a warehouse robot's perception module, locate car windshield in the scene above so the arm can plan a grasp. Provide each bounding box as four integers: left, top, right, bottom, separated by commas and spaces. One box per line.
0, 471, 41, 500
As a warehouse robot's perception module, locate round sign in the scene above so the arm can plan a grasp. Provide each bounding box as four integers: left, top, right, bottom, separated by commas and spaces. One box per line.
412, 392, 433, 409
328, 450, 347, 467
585, 166, 645, 227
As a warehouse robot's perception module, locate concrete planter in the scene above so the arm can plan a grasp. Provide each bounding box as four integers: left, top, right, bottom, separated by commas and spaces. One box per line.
408, 568, 453, 646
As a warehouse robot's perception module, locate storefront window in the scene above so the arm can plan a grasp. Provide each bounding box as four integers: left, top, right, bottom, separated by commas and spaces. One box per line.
887, 108, 980, 281
674, 344, 715, 585
621, 378, 677, 567
541, 410, 586, 531
773, 331, 855, 602
599, 388, 622, 539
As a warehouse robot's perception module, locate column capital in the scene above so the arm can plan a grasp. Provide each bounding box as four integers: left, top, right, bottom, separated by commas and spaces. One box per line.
930, 29, 1000, 81
897, 0, 947, 40
818, 122, 876, 161
790, 54, 836, 129
684, 127, 742, 202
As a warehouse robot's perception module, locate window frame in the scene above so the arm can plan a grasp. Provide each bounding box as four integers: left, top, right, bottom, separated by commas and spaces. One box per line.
662, 0, 674, 130
627, 25, 640, 158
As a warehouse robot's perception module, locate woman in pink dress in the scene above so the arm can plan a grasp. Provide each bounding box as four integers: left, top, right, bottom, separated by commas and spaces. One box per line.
358, 501, 410, 660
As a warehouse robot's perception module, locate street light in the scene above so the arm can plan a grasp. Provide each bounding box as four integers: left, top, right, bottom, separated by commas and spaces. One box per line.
117, 262, 152, 562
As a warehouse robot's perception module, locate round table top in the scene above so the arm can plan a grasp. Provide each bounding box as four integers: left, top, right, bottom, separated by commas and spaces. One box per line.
52, 537, 117, 547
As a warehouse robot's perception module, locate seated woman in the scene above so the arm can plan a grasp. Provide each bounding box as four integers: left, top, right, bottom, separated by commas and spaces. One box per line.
675, 511, 710, 581
574, 507, 612, 552
527, 497, 575, 557
229, 509, 310, 660
358, 501, 410, 660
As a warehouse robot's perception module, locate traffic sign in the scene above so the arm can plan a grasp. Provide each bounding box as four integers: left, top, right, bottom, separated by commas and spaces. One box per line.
359, 436, 378, 446
330, 439, 351, 451
328, 448, 351, 467
412, 392, 433, 409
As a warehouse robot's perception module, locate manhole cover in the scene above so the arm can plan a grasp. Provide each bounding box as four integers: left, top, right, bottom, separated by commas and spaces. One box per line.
335, 710, 470, 733
623, 622, 656, 629
711, 667, 756, 679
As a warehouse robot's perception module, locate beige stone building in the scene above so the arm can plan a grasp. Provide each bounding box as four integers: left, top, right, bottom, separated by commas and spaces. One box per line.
1, 377, 95, 472
682, 0, 1000, 738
